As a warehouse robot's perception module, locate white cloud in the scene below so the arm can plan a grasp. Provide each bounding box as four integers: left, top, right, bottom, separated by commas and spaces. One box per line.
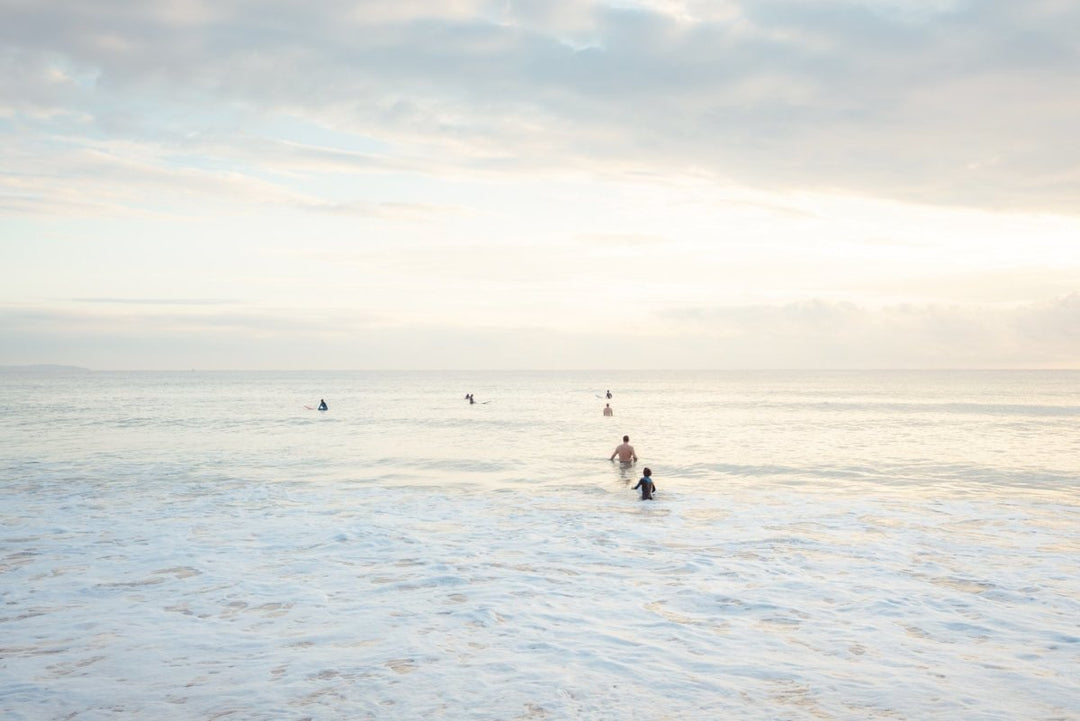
659, 294, 1080, 368
2, 294, 1078, 370
2, 1, 1078, 369
2, 0, 1077, 212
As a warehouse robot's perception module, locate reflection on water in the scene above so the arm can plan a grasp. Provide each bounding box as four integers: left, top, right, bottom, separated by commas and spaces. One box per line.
613, 460, 637, 486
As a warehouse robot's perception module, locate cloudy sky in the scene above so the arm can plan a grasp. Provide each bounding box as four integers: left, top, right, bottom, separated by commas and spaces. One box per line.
2, 0, 1078, 369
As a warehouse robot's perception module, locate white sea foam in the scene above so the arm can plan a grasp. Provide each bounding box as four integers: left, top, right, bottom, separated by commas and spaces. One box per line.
1, 371, 1078, 720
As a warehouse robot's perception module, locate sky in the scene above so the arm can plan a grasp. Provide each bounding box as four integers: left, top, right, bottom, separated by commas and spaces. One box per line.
2, 0, 1079, 370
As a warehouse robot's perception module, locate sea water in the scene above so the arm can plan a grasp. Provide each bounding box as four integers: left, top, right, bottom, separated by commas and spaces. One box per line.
1, 370, 1077, 720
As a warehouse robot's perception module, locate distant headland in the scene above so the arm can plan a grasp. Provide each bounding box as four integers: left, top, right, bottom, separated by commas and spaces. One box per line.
0, 364, 92, 373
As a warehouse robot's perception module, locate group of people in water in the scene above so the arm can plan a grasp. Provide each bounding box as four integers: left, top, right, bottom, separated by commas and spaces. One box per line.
317, 388, 657, 500
602, 391, 656, 500
602, 389, 615, 417
610, 433, 656, 501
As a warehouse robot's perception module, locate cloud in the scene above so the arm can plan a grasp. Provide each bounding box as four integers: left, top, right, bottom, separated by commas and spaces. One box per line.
70, 297, 241, 306
3, 293, 1078, 370
2, 0, 1077, 214
658, 294, 1080, 368
1014, 292, 1080, 346
0, 131, 469, 218
575, 232, 669, 247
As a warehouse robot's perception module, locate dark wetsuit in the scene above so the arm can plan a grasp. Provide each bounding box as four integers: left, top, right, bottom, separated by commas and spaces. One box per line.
632, 477, 655, 500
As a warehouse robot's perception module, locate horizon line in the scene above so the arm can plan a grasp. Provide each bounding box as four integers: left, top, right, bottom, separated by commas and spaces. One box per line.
3, 365, 1078, 373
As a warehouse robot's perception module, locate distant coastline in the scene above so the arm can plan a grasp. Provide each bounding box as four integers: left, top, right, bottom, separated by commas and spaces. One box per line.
0, 364, 92, 373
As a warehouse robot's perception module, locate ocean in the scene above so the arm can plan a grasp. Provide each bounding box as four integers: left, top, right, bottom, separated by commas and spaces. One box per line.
1, 370, 1077, 720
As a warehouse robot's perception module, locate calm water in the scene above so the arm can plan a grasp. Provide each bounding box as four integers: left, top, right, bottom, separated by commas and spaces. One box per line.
6, 369, 1078, 490
1, 370, 1078, 720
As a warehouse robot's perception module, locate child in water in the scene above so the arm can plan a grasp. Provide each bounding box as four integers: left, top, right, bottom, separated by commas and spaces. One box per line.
633, 468, 656, 500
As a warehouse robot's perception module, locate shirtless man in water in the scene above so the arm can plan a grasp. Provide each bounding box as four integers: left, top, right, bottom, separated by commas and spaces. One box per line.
609, 435, 637, 463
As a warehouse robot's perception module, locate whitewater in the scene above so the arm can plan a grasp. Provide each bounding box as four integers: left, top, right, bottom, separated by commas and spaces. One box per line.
1, 370, 1077, 720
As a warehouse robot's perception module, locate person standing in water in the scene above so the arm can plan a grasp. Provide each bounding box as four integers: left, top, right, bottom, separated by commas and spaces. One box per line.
606, 389, 612, 399
609, 435, 637, 463
633, 468, 656, 500
603, 403, 613, 417
317, 399, 328, 411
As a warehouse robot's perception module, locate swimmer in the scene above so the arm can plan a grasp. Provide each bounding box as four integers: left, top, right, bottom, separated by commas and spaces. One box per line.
609, 435, 637, 463
603, 403, 613, 417
632, 467, 656, 500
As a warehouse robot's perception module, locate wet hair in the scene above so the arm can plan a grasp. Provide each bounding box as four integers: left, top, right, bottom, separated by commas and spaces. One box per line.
623, 435, 629, 442
643, 467, 652, 476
